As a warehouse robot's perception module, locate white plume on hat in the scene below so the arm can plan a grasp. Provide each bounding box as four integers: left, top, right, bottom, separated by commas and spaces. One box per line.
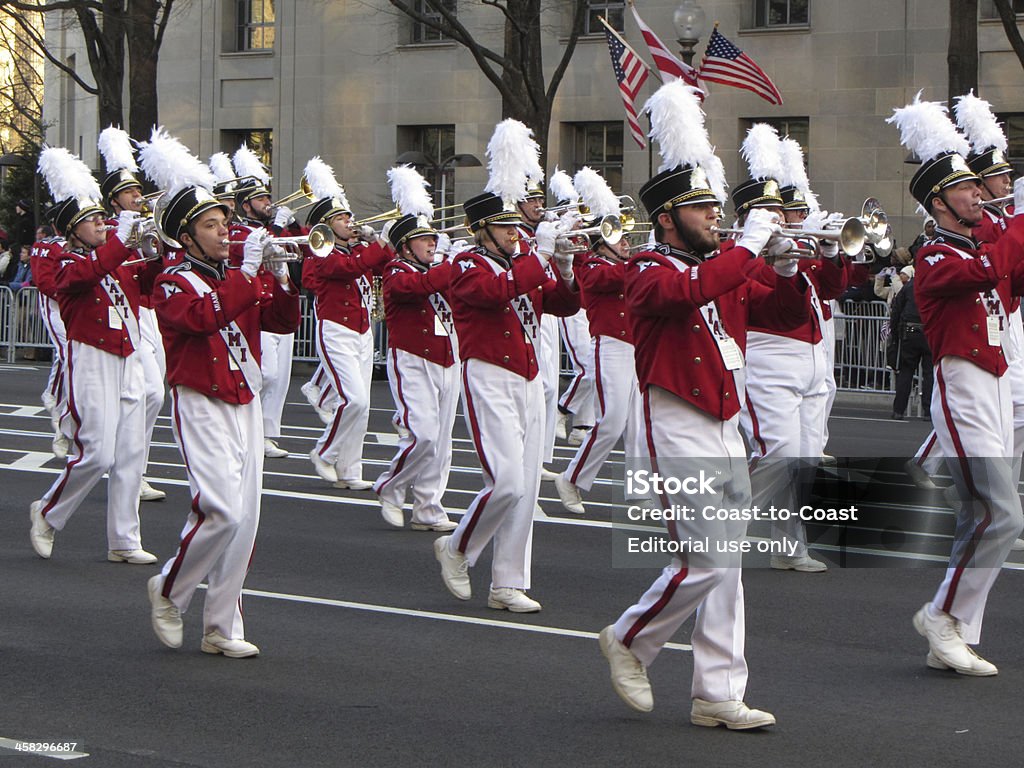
387, 164, 434, 219
208, 152, 235, 184
548, 167, 579, 204
573, 167, 620, 219
484, 119, 544, 208
232, 144, 270, 185
643, 79, 727, 202
97, 126, 138, 173
887, 91, 970, 163
303, 155, 349, 209
741, 123, 784, 182
38, 146, 102, 203
953, 90, 1007, 154
776, 138, 819, 213
138, 127, 216, 198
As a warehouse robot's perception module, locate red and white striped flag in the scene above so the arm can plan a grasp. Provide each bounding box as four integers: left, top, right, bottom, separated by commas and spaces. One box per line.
598, 16, 651, 149
628, 1, 705, 95
698, 27, 783, 105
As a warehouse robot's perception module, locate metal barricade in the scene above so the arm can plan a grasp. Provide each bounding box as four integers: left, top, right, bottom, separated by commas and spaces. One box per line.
833, 300, 894, 393
291, 293, 388, 367
0, 285, 13, 362
9, 287, 51, 361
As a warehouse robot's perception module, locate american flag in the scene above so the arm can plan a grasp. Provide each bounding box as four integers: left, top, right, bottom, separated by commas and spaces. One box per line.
698, 27, 783, 105
628, 2, 705, 96
599, 17, 651, 149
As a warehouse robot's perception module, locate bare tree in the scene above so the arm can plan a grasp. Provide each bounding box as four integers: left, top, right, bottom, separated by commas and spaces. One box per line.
0, 9, 45, 153
0, 0, 177, 139
948, 0, 979, 106
387, 0, 589, 164
992, 0, 1024, 69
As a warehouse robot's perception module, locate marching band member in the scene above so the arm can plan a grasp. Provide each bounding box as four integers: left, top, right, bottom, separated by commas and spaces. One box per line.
889, 94, 1024, 675
433, 119, 580, 613
598, 82, 803, 728
299, 158, 392, 489
141, 131, 300, 657
29, 147, 160, 564
734, 125, 842, 573
99, 126, 167, 502
31, 220, 70, 459
374, 204, 459, 531
230, 146, 297, 460
551, 167, 643, 516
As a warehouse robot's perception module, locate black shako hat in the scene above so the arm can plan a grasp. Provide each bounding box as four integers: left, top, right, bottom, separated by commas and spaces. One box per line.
638, 165, 719, 219
909, 152, 981, 209
967, 148, 1013, 179
463, 192, 523, 232
160, 186, 229, 245
306, 196, 353, 228
779, 185, 811, 211
730, 178, 784, 215
101, 169, 143, 206
234, 178, 272, 208
51, 197, 106, 236
388, 213, 437, 251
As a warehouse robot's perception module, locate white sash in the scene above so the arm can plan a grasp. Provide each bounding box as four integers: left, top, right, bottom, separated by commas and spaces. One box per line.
176, 270, 264, 393
802, 274, 826, 338
481, 253, 541, 343
99, 273, 141, 349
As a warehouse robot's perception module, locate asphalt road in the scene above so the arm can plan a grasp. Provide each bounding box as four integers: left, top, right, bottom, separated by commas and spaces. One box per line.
1, 360, 1021, 767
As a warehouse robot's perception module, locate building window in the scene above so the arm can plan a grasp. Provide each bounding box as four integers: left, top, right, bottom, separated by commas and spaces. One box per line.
996, 113, 1024, 177
741, 117, 810, 165
221, 129, 273, 170
754, 0, 809, 27
410, 0, 455, 44
586, 1, 625, 34
397, 125, 456, 211
568, 122, 624, 192
236, 0, 275, 51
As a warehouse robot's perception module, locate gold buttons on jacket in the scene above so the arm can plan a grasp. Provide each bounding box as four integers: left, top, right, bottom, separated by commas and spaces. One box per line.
95, 298, 101, 304
422, 328, 428, 334
692, 324, 701, 332
694, 357, 702, 364
971, 324, 979, 331
971, 349, 979, 357
99, 337, 105, 344
618, 293, 624, 300
212, 384, 219, 391
240, 381, 247, 389
503, 355, 510, 362
213, 357, 219, 363
975, 298, 981, 304
724, 392, 731, 399
503, 331, 511, 338
504, 307, 511, 313
691, 388, 701, 396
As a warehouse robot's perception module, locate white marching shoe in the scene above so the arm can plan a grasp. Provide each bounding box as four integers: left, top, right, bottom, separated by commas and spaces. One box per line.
334, 478, 373, 491
29, 500, 54, 559
770, 554, 827, 573
913, 603, 997, 676
201, 631, 260, 658
690, 698, 776, 729
108, 549, 158, 564
264, 438, 288, 458
434, 535, 470, 600
140, 478, 166, 502
52, 432, 70, 460
598, 625, 653, 713
567, 427, 589, 446
309, 450, 339, 483
380, 499, 405, 528
903, 458, 939, 490
411, 518, 458, 532
554, 411, 569, 441
487, 587, 541, 613
553, 474, 585, 515
147, 575, 182, 649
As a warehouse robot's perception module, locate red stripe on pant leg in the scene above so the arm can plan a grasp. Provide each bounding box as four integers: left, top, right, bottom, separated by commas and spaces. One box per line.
569, 336, 605, 485
163, 388, 207, 596
317, 320, 350, 458
935, 363, 995, 613
744, 392, 767, 461
42, 343, 87, 517
456, 362, 496, 554
558, 318, 588, 411
916, 432, 937, 467
374, 347, 418, 496
623, 565, 689, 648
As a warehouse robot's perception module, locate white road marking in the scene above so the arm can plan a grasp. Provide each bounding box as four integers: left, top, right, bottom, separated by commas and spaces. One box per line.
237, 586, 693, 652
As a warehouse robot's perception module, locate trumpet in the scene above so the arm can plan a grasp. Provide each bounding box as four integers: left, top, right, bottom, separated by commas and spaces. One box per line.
714, 217, 869, 259
131, 191, 164, 216
118, 219, 163, 265
517, 214, 625, 253
261, 223, 336, 262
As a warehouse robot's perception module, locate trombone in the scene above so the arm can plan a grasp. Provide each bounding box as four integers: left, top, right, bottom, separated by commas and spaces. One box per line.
262, 223, 336, 261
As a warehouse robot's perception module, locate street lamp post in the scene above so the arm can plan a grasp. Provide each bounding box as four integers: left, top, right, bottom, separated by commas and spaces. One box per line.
395, 150, 481, 225
673, 0, 707, 67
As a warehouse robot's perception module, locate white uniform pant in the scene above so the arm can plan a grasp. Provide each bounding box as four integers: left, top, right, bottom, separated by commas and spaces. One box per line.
453, 359, 543, 590
39, 342, 146, 550
539, 314, 560, 462
929, 357, 1023, 644
138, 306, 166, 471
558, 311, 595, 427
821, 310, 837, 447
39, 293, 67, 427
374, 348, 459, 524
914, 308, 1024, 476
740, 332, 828, 559
314, 320, 372, 481
564, 336, 643, 491
612, 385, 749, 702
260, 331, 294, 440
161, 386, 263, 639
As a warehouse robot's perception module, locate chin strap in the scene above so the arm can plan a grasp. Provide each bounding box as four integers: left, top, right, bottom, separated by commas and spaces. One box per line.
937, 191, 972, 228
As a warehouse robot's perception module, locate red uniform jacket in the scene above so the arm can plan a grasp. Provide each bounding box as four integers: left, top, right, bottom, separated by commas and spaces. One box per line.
973, 205, 1019, 313
915, 223, 1024, 376
627, 243, 809, 421
449, 247, 580, 379
305, 240, 391, 333
49, 236, 161, 357
743, 252, 845, 343
382, 258, 456, 367
30, 237, 67, 299
154, 255, 300, 404
576, 253, 632, 343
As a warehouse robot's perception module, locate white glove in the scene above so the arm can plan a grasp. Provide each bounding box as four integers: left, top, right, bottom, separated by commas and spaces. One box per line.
242, 229, 270, 277
819, 239, 840, 261
1013, 177, 1024, 215
448, 239, 469, 261
358, 224, 376, 241
534, 220, 559, 258
736, 208, 781, 256
802, 209, 828, 233
766, 236, 796, 259
273, 206, 295, 229
267, 257, 289, 280
115, 210, 141, 244
434, 232, 452, 259
825, 211, 846, 229
558, 210, 583, 232
553, 251, 575, 280
380, 219, 396, 243
772, 257, 798, 277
